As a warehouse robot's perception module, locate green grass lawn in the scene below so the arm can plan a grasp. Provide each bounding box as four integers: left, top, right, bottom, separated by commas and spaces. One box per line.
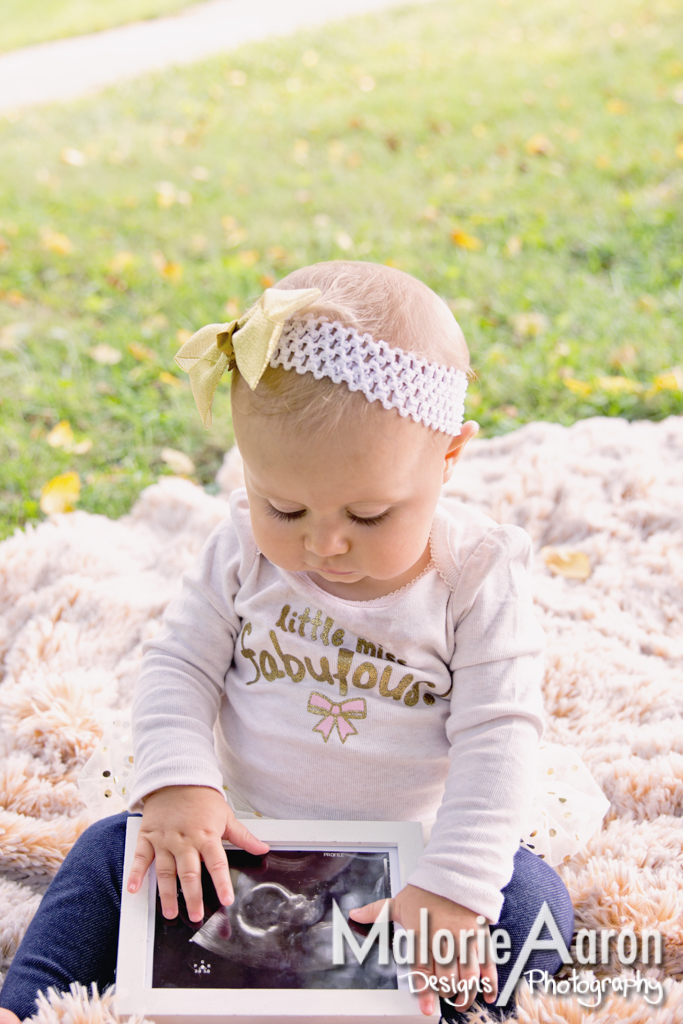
1, 0, 682, 539
0, 0, 204, 53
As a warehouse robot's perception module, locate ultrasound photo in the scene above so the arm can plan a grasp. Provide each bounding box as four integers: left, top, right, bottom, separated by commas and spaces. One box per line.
152, 848, 397, 991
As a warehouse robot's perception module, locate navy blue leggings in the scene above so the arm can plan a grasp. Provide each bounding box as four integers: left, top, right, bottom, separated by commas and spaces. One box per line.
0, 813, 574, 1021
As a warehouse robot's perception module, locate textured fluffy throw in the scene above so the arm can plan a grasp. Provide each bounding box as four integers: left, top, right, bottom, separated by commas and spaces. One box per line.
1, 416, 682, 1022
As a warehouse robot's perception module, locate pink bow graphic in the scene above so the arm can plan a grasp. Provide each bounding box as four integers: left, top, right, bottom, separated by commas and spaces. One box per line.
307, 692, 367, 743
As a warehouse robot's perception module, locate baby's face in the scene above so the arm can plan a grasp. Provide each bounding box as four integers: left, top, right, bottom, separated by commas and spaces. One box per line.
234, 401, 475, 601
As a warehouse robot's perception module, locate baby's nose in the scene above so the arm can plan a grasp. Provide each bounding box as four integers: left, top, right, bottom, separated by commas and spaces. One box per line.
304, 522, 349, 557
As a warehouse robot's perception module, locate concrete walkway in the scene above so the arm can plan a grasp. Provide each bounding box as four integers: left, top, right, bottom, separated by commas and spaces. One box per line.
0, 0, 436, 114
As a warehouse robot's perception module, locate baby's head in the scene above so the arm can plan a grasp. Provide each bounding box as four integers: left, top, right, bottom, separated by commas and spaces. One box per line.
227, 261, 478, 600
231, 260, 470, 434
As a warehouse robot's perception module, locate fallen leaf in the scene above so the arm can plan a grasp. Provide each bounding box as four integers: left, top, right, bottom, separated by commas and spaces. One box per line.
159, 371, 182, 388
109, 251, 135, 274
2, 290, 27, 307
595, 154, 611, 169
542, 547, 592, 581
155, 181, 177, 207
606, 98, 628, 115
505, 236, 522, 256
40, 228, 74, 254
594, 376, 643, 394
293, 139, 309, 165
0, 322, 31, 350
511, 312, 548, 337
649, 368, 683, 392
152, 252, 183, 282
335, 232, 353, 251
610, 344, 637, 369
675, 142, 683, 161
161, 447, 195, 474
637, 294, 657, 312
525, 134, 554, 156
60, 148, 85, 166
451, 230, 483, 250
176, 328, 192, 345
73, 438, 93, 454
128, 342, 156, 361
266, 245, 288, 263
46, 420, 74, 449
563, 377, 592, 397
40, 472, 80, 514
88, 344, 122, 365
238, 250, 260, 267
259, 274, 275, 288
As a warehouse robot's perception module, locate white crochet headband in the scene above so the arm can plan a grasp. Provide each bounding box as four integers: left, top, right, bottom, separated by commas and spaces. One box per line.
175, 286, 468, 434
271, 320, 468, 436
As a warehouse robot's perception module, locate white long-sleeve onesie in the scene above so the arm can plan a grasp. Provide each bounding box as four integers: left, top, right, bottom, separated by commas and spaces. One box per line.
130, 489, 546, 923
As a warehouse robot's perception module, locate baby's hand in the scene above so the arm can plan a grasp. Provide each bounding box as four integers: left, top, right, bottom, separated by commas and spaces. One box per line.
349, 884, 498, 1016
126, 785, 269, 922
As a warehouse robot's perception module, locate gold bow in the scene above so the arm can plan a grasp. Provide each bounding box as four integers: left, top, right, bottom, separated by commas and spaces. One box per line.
174, 286, 321, 428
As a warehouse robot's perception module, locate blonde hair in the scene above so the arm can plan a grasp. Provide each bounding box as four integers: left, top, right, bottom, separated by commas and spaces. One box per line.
230, 261, 471, 436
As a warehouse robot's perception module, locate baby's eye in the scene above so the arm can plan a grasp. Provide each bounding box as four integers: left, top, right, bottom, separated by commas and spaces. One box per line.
266, 504, 306, 523
348, 510, 391, 527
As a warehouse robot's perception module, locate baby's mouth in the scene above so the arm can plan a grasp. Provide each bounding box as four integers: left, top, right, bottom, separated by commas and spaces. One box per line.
309, 566, 356, 576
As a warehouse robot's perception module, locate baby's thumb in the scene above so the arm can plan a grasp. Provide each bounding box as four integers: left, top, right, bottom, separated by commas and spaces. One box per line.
349, 898, 393, 924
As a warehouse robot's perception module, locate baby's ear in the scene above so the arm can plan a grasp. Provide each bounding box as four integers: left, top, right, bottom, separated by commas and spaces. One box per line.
443, 421, 479, 482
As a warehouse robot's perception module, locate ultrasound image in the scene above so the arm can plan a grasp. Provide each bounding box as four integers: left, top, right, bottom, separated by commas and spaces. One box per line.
152, 848, 397, 990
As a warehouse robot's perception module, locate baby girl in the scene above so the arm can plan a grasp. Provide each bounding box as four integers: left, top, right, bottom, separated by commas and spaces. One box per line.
0, 261, 578, 1023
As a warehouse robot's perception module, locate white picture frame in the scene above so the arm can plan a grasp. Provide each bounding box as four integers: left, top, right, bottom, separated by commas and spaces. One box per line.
116, 816, 438, 1023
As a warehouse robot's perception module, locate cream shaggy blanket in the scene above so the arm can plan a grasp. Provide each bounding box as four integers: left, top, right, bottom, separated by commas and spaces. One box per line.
1, 415, 683, 1023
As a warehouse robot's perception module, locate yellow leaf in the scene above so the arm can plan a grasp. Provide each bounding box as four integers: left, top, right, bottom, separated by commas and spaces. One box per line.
159, 371, 182, 388
109, 251, 135, 274
60, 147, 85, 166
73, 438, 93, 454
152, 251, 183, 282
88, 344, 122, 365
40, 228, 74, 254
606, 98, 627, 115
594, 376, 643, 394
542, 547, 592, 581
259, 274, 275, 289
649, 368, 683, 392
451, 230, 483, 250
511, 312, 548, 337
40, 472, 80, 514
161, 447, 195, 475
266, 245, 288, 263
676, 142, 683, 161
128, 342, 156, 361
595, 154, 611, 169
176, 328, 192, 345
505, 235, 522, 257
563, 377, 592, 397
238, 249, 260, 267
46, 420, 74, 449
525, 134, 554, 156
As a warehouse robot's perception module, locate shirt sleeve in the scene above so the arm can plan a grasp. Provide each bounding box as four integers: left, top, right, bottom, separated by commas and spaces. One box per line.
405, 524, 546, 923
128, 516, 244, 812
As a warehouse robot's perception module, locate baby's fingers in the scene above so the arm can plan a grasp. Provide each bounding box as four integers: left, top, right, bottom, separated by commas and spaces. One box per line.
223, 816, 270, 856
348, 898, 394, 924
199, 835, 234, 907
127, 832, 155, 894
